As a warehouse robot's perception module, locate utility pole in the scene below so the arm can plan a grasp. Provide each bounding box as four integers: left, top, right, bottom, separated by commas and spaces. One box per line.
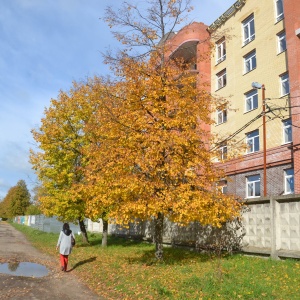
262, 85, 267, 196
252, 82, 267, 196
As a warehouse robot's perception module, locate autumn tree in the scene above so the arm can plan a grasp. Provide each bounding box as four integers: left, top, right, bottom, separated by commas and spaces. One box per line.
0, 196, 9, 219
77, 77, 122, 247
30, 81, 101, 243
0, 180, 31, 218
25, 204, 42, 216
80, 0, 242, 259
10, 180, 31, 217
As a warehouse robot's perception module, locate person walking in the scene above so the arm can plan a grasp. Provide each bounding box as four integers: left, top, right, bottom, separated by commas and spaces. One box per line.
56, 223, 75, 272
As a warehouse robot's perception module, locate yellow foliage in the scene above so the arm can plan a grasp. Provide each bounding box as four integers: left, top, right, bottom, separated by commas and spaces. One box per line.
81, 54, 242, 227
30, 0, 242, 231
30, 78, 107, 222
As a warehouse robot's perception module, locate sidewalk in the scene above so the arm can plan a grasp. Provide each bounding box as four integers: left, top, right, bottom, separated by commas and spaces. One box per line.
0, 222, 105, 300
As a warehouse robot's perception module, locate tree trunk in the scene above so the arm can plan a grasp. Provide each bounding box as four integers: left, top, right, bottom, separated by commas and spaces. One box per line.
102, 219, 108, 247
79, 219, 89, 244
154, 212, 164, 260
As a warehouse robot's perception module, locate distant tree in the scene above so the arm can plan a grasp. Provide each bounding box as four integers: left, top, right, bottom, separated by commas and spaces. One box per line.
9, 180, 31, 217
25, 204, 42, 215
0, 197, 9, 219
4, 186, 18, 219
8, 262, 20, 272
0, 180, 31, 218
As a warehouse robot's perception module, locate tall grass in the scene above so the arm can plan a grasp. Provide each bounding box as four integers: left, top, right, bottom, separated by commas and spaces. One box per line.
11, 223, 300, 300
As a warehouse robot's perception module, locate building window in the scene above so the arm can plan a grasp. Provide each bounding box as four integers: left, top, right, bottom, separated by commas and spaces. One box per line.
219, 143, 228, 161
245, 90, 258, 112
222, 185, 228, 194
283, 118, 292, 143
221, 181, 228, 194
244, 50, 256, 73
280, 73, 290, 96
188, 61, 197, 70
216, 69, 227, 90
242, 14, 255, 45
284, 169, 294, 194
217, 109, 227, 124
275, 0, 284, 22
247, 175, 260, 198
216, 38, 226, 64
246, 130, 259, 153
277, 31, 286, 53
217, 180, 227, 194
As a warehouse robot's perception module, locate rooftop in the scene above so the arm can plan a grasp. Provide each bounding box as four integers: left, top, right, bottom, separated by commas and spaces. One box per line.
207, 0, 247, 33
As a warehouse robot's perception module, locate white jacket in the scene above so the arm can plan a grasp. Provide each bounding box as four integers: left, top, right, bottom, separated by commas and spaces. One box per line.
57, 230, 75, 255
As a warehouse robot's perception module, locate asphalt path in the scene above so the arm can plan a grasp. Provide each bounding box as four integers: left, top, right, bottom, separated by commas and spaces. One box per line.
0, 222, 105, 300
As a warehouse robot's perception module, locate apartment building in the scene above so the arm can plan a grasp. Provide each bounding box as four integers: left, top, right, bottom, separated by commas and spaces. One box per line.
207, 0, 299, 199
161, 0, 300, 256
164, 0, 299, 201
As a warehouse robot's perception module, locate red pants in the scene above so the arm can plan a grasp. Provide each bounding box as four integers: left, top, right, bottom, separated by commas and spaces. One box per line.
60, 254, 69, 271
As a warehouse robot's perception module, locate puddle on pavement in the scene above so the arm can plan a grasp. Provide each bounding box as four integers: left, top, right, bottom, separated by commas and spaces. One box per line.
0, 262, 49, 277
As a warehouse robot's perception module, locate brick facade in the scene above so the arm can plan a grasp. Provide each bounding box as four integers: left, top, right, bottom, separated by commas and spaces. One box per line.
165, 22, 211, 82
166, 22, 212, 134
284, 0, 300, 193
227, 163, 293, 199
218, 144, 293, 198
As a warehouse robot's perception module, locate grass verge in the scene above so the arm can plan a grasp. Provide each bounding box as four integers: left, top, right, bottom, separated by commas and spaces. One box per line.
11, 223, 300, 300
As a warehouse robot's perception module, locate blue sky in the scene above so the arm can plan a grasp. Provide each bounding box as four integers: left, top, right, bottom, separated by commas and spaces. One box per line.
0, 0, 234, 199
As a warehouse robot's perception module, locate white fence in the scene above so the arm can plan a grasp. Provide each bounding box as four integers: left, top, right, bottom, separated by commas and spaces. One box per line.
242, 195, 300, 259
14, 215, 81, 235
14, 194, 300, 259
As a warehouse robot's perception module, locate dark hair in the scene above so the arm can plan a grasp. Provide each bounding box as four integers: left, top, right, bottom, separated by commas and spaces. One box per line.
63, 223, 70, 231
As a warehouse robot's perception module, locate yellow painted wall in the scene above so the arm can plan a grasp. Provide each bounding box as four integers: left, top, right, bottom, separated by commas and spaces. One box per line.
210, 0, 289, 154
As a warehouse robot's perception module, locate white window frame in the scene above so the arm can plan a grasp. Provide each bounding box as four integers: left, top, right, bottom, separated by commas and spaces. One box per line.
219, 144, 228, 161
245, 90, 258, 112
280, 73, 290, 96
275, 0, 284, 22
217, 180, 228, 194
283, 118, 292, 144
246, 130, 259, 153
216, 69, 227, 90
244, 50, 256, 73
217, 109, 227, 124
216, 38, 226, 64
222, 183, 228, 194
246, 175, 261, 198
284, 169, 294, 194
242, 14, 255, 45
277, 31, 286, 53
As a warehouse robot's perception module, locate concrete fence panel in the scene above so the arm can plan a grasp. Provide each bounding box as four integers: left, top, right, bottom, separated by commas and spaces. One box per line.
14, 194, 300, 259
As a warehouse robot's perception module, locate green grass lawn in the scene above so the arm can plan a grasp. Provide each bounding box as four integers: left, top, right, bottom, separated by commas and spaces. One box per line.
11, 223, 300, 300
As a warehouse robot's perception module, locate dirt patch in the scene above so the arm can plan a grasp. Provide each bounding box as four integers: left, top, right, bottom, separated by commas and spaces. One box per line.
0, 222, 105, 300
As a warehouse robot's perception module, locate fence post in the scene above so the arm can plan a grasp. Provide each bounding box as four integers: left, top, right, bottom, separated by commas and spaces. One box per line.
270, 196, 279, 259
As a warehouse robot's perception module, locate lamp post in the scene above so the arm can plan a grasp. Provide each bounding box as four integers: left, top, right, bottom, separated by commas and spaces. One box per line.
252, 82, 267, 196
